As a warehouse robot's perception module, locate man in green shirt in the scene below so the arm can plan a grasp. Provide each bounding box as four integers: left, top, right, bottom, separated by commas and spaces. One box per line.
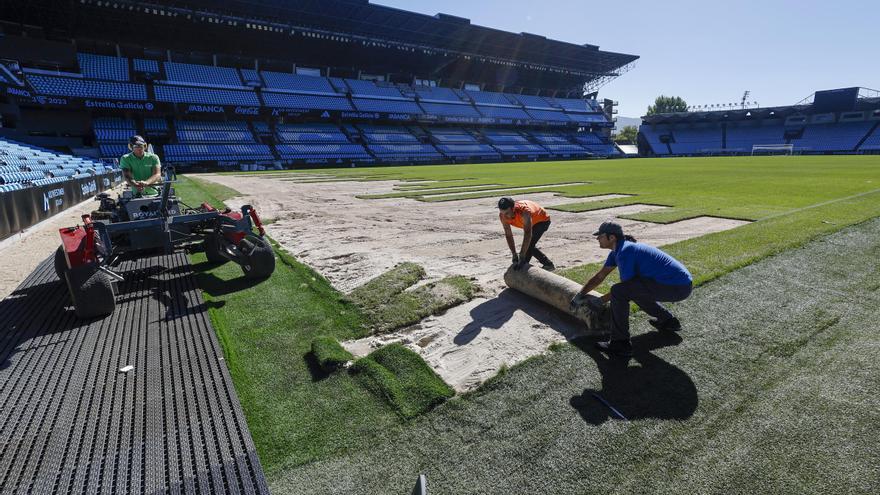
119, 135, 162, 197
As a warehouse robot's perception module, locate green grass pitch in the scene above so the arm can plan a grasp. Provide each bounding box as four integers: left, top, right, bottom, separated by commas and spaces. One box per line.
193, 155, 880, 493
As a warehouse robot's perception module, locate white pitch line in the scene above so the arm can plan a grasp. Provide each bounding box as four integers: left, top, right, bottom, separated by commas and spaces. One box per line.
758, 187, 880, 221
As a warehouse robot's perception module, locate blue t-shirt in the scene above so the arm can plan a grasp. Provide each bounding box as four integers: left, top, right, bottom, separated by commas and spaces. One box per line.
604, 240, 692, 286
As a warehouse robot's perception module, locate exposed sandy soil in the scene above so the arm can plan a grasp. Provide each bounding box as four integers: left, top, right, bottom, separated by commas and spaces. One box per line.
201, 174, 749, 392
0, 191, 120, 299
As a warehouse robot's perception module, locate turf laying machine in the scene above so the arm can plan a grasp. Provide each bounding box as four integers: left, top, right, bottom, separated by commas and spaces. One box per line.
54, 180, 275, 318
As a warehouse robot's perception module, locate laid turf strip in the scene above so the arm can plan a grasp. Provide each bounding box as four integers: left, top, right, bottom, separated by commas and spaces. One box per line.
347, 263, 479, 333
352, 343, 455, 419
177, 176, 463, 476
268, 216, 880, 495
310, 336, 353, 372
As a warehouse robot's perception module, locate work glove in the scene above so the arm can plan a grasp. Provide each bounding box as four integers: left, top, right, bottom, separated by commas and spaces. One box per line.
511, 253, 519, 265
568, 294, 582, 313
586, 296, 606, 313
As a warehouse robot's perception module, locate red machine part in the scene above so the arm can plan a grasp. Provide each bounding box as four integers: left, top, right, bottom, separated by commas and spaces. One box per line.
219, 210, 247, 245
58, 214, 98, 268
248, 208, 266, 237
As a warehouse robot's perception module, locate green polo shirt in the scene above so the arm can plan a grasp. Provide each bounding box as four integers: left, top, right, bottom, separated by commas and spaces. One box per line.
119, 151, 161, 196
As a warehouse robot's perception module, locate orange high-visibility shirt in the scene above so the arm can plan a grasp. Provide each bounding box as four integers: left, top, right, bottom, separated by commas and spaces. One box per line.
499, 200, 550, 229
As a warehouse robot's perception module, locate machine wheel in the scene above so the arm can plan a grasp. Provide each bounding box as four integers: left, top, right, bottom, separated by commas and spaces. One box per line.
239, 236, 275, 279
203, 232, 228, 264
54, 245, 69, 282
65, 264, 116, 319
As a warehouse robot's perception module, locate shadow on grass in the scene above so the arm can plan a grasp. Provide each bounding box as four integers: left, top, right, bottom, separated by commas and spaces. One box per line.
304, 351, 332, 382
569, 332, 698, 424
194, 270, 266, 297
455, 289, 587, 345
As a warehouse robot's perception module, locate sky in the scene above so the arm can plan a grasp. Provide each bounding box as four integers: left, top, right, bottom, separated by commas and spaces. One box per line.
373, 0, 879, 117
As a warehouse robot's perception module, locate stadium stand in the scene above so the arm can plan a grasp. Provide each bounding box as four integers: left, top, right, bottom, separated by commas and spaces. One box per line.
724, 122, 786, 152
353, 98, 423, 114
859, 124, 880, 151
163, 143, 274, 163
26, 74, 147, 100
261, 71, 336, 93
261, 92, 353, 110
277, 144, 373, 162
793, 122, 875, 152
77, 53, 129, 81
154, 84, 259, 106
639, 88, 880, 156
144, 117, 170, 133
524, 109, 571, 122
164, 61, 243, 87
277, 124, 351, 143
418, 102, 482, 118
476, 106, 532, 120
413, 85, 469, 103
368, 143, 443, 162
133, 58, 160, 74
0, 136, 116, 191
1, 0, 634, 168
437, 144, 501, 159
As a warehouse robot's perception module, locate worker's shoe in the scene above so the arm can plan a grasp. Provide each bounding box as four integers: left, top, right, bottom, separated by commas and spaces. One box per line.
595, 339, 633, 358
541, 261, 555, 271
649, 317, 682, 333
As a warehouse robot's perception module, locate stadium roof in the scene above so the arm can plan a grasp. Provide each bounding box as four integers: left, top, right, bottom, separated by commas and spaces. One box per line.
175, 0, 638, 75
0, 0, 638, 94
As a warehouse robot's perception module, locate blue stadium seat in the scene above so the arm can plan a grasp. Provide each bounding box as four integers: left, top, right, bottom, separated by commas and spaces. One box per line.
492, 144, 551, 156
465, 90, 519, 106
524, 109, 571, 122
367, 143, 443, 161
154, 85, 259, 106
793, 122, 874, 152
177, 130, 256, 142
262, 92, 353, 110
483, 133, 530, 144
413, 86, 467, 103
93, 117, 136, 130
553, 98, 601, 113
240, 69, 262, 85
276, 143, 371, 160
144, 118, 169, 132
543, 144, 590, 155
669, 127, 722, 154
163, 143, 273, 162
512, 94, 556, 109
419, 102, 481, 118
164, 62, 243, 86
261, 71, 335, 93
363, 132, 419, 143
475, 106, 531, 119
352, 98, 423, 114
77, 53, 130, 81
345, 79, 404, 99
437, 144, 500, 158
95, 129, 134, 141
529, 132, 571, 144
27, 75, 147, 100
724, 123, 786, 152
100, 144, 129, 158
858, 125, 880, 150
133, 58, 160, 73
566, 113, 609, 125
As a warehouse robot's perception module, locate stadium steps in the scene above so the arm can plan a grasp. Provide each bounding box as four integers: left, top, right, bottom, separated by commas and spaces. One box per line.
855, 121, 880, 151
0, 253, 269, 494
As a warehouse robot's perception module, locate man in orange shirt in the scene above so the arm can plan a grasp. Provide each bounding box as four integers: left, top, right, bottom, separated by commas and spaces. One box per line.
498, 197, 555, 271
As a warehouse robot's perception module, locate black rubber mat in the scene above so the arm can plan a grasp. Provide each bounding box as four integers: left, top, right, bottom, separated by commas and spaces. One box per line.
0, 254, 269, 494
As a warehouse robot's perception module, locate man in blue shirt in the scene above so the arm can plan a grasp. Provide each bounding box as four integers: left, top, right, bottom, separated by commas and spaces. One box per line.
575, 221, 693, 357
